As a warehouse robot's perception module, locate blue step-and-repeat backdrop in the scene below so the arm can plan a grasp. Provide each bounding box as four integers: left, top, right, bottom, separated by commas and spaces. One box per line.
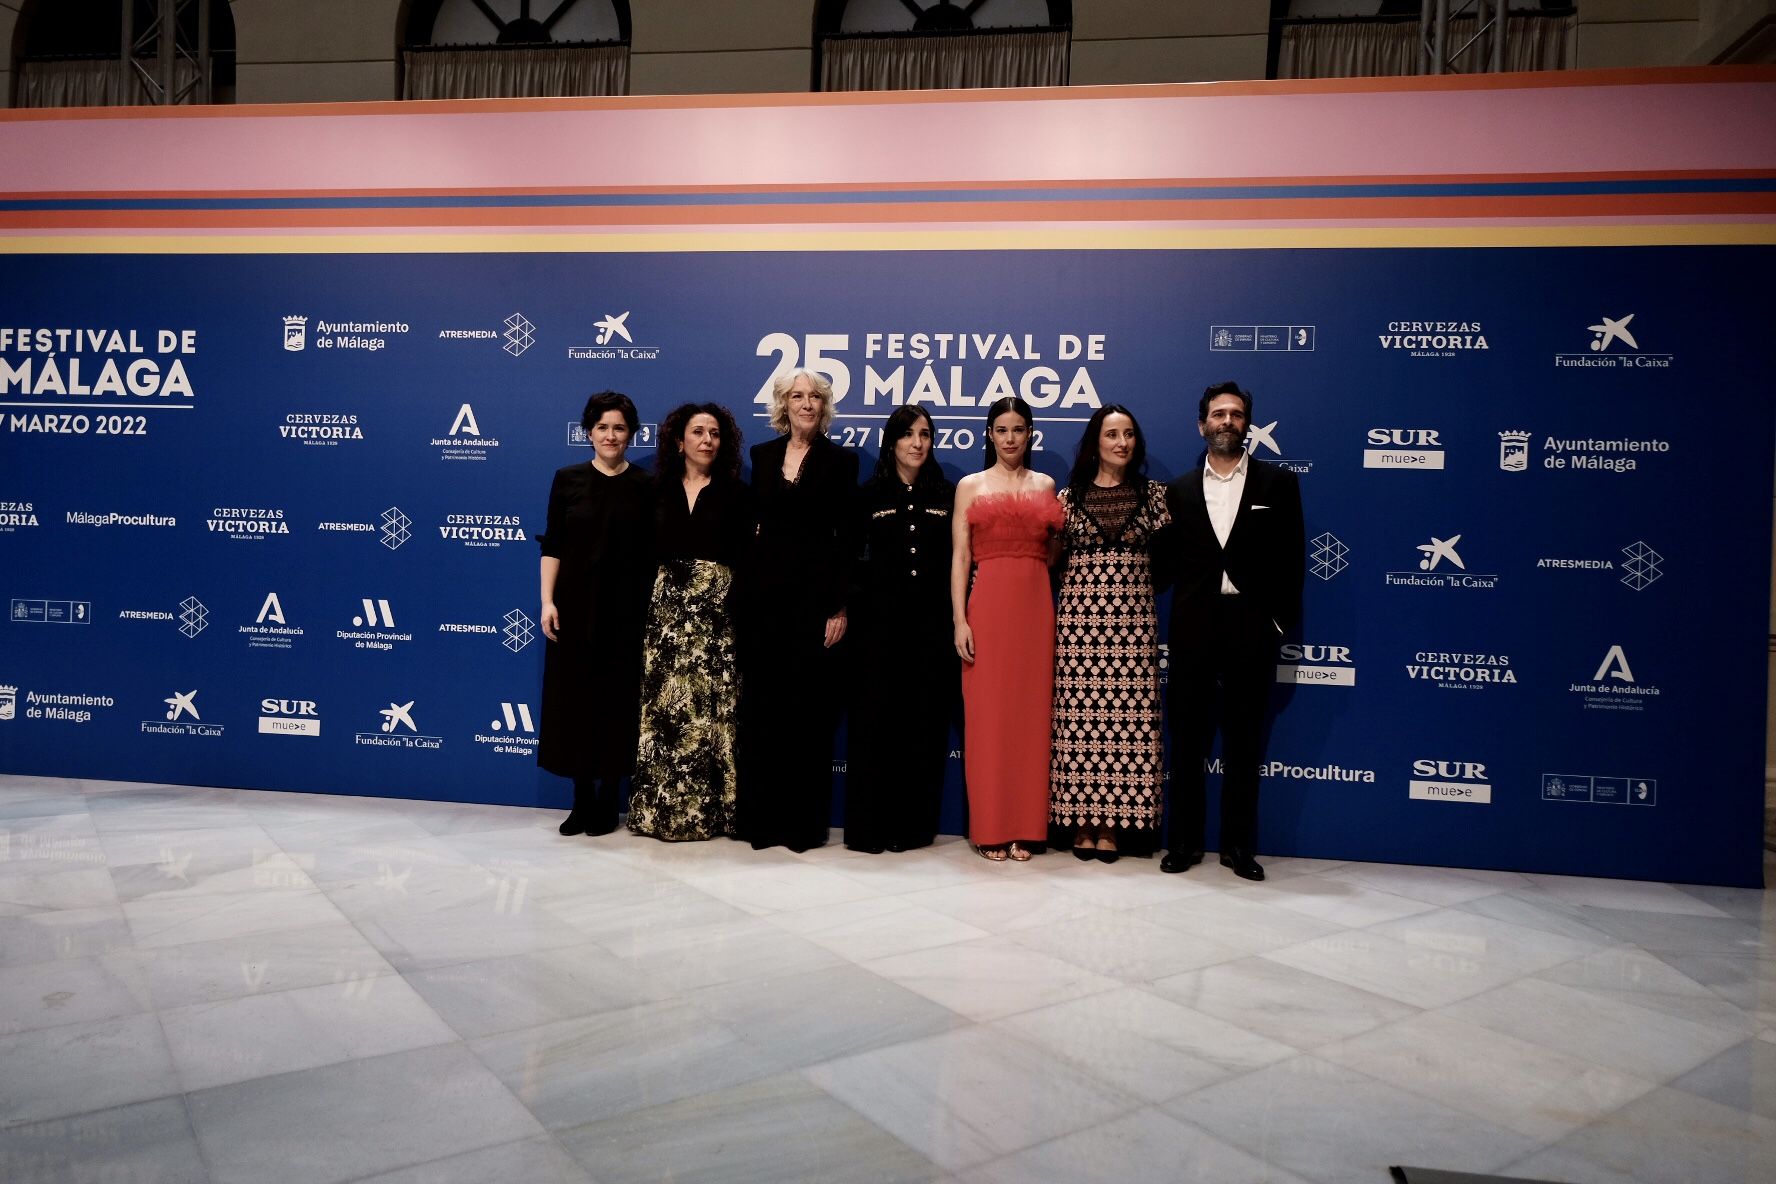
1, 246, 1768, 885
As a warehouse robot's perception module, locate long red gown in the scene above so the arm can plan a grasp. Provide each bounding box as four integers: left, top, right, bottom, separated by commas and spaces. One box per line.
962, 490, 1065, 846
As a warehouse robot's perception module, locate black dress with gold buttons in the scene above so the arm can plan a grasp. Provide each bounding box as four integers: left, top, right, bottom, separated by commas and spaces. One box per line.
844, 470, 959, 852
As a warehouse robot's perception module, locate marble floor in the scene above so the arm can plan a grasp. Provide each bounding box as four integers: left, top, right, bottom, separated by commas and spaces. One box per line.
0, 774, 1772, 1184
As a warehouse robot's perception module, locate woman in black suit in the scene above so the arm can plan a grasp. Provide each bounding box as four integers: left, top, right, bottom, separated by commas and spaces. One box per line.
844, 405, 957, 853
738, 368, 858, 851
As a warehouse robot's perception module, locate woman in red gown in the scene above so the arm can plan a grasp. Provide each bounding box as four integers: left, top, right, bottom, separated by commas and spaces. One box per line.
951, 396, 1063, 861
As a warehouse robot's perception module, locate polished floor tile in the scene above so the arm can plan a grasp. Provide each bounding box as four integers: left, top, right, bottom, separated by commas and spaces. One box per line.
1315, 1010, 1656, 1141
185, 1042, 546, 1184
0, 1096, 209, 1184
1150, 954, 1421, 1051
559, 1071, 944, 1184
1167, 1055, 1541, 1184
805, 1026, 1141, 1171
1, 773, 1771, 1184
953, 1105, 1313, 1184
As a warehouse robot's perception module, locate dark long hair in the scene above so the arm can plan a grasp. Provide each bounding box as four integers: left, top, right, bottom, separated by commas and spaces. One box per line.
1068, 404, 1148, 498
656, 402, 742, 483
872, 405, 945, 490
980, 395, 1034, 471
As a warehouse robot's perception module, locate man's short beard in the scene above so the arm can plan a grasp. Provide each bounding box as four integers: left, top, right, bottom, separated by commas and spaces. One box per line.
1207, 431, 1246, 458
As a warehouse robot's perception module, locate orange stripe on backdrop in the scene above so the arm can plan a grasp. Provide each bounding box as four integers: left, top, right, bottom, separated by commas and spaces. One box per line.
6, 170, 1776, 202
0, 65, 1770, 124
3, 194, 1771, 231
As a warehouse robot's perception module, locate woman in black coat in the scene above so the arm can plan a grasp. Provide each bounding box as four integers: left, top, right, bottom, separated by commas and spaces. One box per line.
537, 390, 654, 836
844, 405, 958, 853
737, 368, 858, 852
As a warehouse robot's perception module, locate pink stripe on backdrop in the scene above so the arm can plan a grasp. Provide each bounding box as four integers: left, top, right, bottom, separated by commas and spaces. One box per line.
3, 81, 1774, 195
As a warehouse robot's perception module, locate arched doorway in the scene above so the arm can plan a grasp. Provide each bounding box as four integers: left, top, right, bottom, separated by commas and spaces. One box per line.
400, 0, 631, 99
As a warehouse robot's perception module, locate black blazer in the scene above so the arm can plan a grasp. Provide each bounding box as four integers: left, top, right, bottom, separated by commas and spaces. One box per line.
1163, 456, 1306, 638
748, 433, 860, 620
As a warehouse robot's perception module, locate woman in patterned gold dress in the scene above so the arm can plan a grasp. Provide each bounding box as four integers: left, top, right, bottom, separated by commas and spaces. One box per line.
627, 403, 751, 842
1050, 405, 1171, 863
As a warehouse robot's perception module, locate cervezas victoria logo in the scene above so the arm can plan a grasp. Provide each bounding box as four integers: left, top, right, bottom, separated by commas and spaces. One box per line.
438, 512, 526, 549
206, 506, 289, 540
0, 501, 39, 531
1378, 319, 1488, 358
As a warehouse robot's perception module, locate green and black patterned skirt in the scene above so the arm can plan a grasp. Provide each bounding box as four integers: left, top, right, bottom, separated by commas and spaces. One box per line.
627, 559, 740, 841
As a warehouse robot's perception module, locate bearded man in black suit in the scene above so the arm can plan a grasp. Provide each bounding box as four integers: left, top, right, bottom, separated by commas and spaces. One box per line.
1159, 381, 1305, 881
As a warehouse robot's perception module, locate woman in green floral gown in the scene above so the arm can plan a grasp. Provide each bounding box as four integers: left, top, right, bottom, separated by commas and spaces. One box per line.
627, 403, 752, 841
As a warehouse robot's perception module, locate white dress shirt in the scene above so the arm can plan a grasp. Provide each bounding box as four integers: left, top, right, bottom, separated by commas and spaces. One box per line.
1202, 450, 1248, 594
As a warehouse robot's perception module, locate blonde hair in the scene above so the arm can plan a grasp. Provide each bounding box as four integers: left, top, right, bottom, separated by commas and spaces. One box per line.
768, 368, 836, 435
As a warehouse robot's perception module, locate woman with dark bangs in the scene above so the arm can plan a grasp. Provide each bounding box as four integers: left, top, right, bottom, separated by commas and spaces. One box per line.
844, 405, 958, 853
627, 402, 752, 842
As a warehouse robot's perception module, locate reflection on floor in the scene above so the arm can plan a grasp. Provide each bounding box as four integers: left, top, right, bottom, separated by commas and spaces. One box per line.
0, 773, 1771, 1184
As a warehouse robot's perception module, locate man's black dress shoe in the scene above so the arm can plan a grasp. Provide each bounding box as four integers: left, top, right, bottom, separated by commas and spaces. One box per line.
1220, 852, 1265, 881
1159, 849, 1204, 874
558, 812, 588, 837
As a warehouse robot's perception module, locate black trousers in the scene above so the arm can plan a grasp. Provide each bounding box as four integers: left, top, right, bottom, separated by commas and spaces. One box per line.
1166, 594, 1277, 857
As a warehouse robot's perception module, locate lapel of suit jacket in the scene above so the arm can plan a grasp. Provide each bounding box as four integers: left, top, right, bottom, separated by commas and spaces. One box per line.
1229, 455, 1264, 541
1179, 466, 1217, 550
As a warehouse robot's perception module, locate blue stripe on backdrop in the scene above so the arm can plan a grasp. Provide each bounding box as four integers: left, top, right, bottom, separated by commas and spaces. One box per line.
3, 177, 1774, 212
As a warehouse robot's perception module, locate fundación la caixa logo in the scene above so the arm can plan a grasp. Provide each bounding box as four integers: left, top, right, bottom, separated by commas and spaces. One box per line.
568, 310, 663, 361
1243, 419, 1312, 474
356, 699, 442, 750
1386, 533, 1499, 590
141, 689, 223, 737
1554, 312, 1674, 370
